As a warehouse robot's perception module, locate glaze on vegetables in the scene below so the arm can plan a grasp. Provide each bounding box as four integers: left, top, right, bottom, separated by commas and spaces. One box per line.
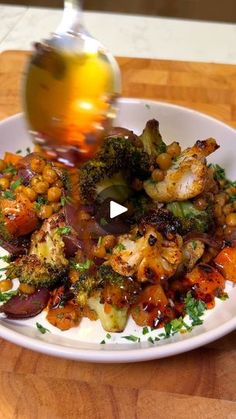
0, 120, 235, 335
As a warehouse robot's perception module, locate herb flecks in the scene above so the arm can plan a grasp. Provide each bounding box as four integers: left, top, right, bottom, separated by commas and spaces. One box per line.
3, 190, 15, 200
71, 259, 92, 272
184, 292, 206, 326
3, 163, 17, 175
57, 226, 72, 236
122, 335, 140, 342
114, 243, 126, 252
36, 322, 50, 334
0, 290, 17, 302
10, 178, 23, 191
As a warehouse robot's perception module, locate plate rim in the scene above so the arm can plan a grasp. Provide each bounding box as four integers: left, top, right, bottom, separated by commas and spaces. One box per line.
0, 98, 235, 363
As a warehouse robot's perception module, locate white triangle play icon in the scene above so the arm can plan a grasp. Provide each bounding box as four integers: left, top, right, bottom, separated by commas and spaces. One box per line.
110, 201, 128, 219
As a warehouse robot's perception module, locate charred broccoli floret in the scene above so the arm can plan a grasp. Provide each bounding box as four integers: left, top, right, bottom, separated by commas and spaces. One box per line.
167, 200, 213, 234
74, 264, 141, 332
79, 135, 150, 202
139, 119, 167, 159
6, 213, 69, 287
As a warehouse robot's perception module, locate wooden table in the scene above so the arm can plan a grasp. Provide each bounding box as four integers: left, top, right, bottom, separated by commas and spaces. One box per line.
0, 51, 236, 419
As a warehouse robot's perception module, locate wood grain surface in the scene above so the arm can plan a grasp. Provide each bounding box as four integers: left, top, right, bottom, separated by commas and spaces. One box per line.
0, 51, 236, 419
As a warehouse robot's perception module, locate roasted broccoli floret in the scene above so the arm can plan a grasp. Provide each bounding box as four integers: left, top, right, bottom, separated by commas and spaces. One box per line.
88, 292, 129, 333
6, 213, 69, 287
167, 200, 213, 234
74, 264, 141, 332
79, 135, 150, 202
139, 119, 167, 159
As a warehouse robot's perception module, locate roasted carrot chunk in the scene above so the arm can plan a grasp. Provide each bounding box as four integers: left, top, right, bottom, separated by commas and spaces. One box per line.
0, 195, 38, 239
186, 264, 225, 295
3, 152, 22, 165
214, 246, 236, 283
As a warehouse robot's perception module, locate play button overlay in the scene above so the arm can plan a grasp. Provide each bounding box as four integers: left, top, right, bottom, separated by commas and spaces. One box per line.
95, 184, 132, 234
110, 201, 128, 219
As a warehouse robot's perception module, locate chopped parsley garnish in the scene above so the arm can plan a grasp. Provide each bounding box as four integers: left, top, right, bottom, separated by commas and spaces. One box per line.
57, 226, 72, 235
209, 163, 226, 181
228, 194, 236, 203
148, 336, 154, 344
184, 292, 206, 326
60, 195, 74, 206
10, 178, 23, 191
35, 196, 47, 210
100, 339, 106, 344
3, 163, 17, 175
106, 333, 111, 339
100, 218, 108, 226
36, 322, 50, 334
145, 103, 150, 109
71, 259, 92, 272
3, 190, 15, 200
26, 147, 31, 154
192, 240, 197, 250
142, 326, 149, 335
114, 243, 126, 251
16, 149, 22, 154
217, 292, 229, 301
0, 290, 17, 302
0, 255, 10, 263
122, 335, 140, 342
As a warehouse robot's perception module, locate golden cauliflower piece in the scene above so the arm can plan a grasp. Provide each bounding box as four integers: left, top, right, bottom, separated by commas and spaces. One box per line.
109, 227, 182, 282
144, 138, 219, 202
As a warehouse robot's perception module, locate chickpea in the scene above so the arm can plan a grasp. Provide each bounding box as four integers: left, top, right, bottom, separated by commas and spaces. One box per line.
0, 177, 10, 190
79, 210, 91, 221
15, 184, 26, 194
132, 178, 143, 191
224, 226, 233, 236
19, 283, 36, 294
217, 215, 225, 226
0, 279, 13, 292
156, 153, 172, 170
0, 159, 6, 172
167, 142, 181, 157
42, 166, 58, 184
54, 179, 63, 188
51, 202, 61, 213
38, 204, 53, 219
24, 187, 37, 202
215, 193, 227, 206
47, 186, 62, 202
223, 203, 233, 215
213, 204, 222, 218
92, 245, 106, 258
151, 169, 165, 182
225, 213, 236, 227
31, 175, 42, 187
30, 156, 46, 174
103, 235, 116, 250
194, 198, 208, 211
32, 180, 49, 194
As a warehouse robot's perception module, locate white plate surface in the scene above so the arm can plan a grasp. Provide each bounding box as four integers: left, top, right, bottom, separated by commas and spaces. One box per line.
0, 98, 236, 363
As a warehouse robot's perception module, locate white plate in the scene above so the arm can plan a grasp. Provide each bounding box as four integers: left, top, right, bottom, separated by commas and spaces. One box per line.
0, 98, 236, 363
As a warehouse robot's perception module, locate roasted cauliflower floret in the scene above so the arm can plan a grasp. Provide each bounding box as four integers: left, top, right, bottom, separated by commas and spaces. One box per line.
6, 213, 69, 287
109, 226, 182, 282
144, 138, 219, 202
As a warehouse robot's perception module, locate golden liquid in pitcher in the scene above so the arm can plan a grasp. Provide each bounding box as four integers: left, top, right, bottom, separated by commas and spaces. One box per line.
24, 42, 118, 163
